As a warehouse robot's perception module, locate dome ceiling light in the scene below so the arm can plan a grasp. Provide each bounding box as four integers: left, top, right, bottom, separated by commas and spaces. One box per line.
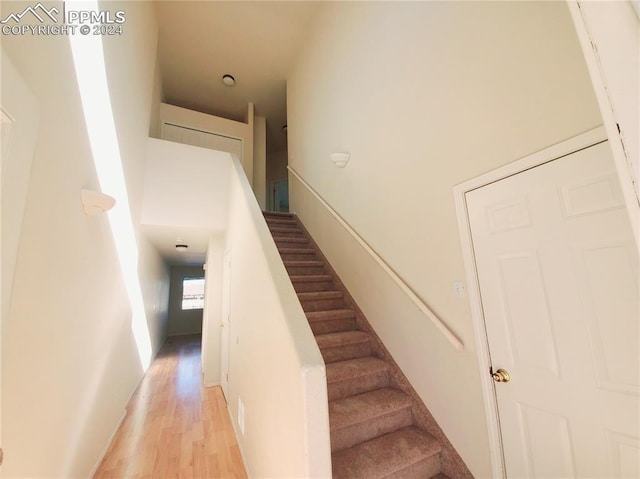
222, 74, 236, 87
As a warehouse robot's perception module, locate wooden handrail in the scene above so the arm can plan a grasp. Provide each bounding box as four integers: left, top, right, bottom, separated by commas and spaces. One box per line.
288, 166, 464, 351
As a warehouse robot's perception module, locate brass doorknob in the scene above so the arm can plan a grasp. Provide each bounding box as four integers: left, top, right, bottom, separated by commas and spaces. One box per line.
491, 368, 510, 383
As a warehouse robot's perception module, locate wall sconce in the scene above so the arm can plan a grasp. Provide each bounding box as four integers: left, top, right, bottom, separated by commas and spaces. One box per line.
331, 152, 350, 168
81, 189, 116, 216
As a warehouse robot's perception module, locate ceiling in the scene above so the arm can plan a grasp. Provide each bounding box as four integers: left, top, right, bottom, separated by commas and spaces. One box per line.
148, 2, 322, 268
155, 1, 322, 154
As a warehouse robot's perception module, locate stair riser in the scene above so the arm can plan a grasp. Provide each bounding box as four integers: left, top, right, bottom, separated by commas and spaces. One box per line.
301, 298, 346, 312
293, 280, 335, 293
331, 407, 413, 453
328, 371, 389, 401
309, 318, 357, 335
264, 212, 293, 219
286, 265, 325, 275
320, 342, 372, 363
280, 252, 318, 261
269, 226, 304, 233
275, 238, 309, 246
385, 457, 442, 479
267, 222, 299, 230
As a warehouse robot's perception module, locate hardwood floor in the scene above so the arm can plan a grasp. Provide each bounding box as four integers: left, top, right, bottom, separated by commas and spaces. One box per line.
94, 334, 247, 479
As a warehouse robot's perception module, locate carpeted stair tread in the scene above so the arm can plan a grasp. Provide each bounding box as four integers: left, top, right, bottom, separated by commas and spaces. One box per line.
284, 260, 324, 267
267, 222, 299, 230
326, 357, 390, 400
290, 275, 335, 293
306, 309, 355, 321
273, 236, 308, 243
290, 274, 334, 283
284, 260, 326, 276
279, 248, 318, 261
307, 309, 357, 335
298, 290, 343, 301
330, 387, 412, 429
316, 330, 370, 349
316, 330, 372, 362
298, 290, 345, 312
278, 248, 317, 255
326, 355, 389, 383
265, 217, 297, 225
331, 427, 443, 479
329, 387, 413, 451
269, 227, 304, 236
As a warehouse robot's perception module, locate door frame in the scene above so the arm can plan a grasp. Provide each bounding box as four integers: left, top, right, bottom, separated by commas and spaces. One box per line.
220, 249, 232, 399
453, 126, 609, 478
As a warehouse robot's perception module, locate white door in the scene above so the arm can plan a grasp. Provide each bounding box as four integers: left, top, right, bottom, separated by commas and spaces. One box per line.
220, 250, 232, 399
161, 123, 243, 159
466, 140, 639, 478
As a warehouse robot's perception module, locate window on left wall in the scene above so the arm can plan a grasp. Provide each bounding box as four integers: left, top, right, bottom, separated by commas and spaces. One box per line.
182, 277, 205, 310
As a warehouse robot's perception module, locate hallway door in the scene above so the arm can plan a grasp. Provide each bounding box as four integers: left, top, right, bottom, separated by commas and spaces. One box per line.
466, 140, 639, 477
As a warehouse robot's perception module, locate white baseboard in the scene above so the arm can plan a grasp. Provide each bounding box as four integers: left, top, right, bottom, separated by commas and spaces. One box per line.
204, 380, 221, 388
87, 408, 127, 478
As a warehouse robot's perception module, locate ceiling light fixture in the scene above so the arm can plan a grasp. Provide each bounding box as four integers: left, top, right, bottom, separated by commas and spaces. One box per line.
222, 74, 236, 87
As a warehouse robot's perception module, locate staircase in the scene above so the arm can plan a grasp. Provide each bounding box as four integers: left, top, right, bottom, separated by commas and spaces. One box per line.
264, 211, 472, 479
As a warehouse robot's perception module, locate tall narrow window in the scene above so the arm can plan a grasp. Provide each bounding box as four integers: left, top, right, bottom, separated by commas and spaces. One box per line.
182, 277, 205, 310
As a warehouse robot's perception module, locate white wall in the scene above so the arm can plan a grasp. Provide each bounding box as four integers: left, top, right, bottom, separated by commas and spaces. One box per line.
224, 158, 331, 478
287, 2, 602, 477
167, 265, 205, 337
0, 1, 168, 477
143, 138, 231, 231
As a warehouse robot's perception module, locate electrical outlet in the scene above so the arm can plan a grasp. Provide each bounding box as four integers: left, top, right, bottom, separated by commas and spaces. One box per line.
453, 281, 465, 299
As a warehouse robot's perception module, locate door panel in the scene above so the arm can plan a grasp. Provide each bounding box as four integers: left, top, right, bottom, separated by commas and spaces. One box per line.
466, 140, 639, 478
161, 123, 243, 160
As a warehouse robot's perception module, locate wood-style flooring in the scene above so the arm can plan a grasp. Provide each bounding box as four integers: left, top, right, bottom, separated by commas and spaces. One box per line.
93, 334, 247, 479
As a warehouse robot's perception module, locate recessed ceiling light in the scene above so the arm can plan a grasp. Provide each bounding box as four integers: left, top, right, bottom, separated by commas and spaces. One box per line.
222, 74, 236, 87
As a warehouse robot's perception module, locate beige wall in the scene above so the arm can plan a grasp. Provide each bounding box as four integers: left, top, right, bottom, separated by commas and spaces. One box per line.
287, 2, 602, 477
0, 1, 168, 477
167, 266, 205, 337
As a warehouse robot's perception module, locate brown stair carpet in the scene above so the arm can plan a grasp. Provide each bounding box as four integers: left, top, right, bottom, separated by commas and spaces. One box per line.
264, 211, 473, 479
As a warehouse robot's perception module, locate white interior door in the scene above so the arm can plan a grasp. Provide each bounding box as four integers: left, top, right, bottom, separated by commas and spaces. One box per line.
220, 250, 232, 399
161, 123, 243, 160
466, 140, 639, 478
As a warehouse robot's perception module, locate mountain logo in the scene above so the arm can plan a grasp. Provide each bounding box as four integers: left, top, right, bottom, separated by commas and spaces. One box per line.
1, 3, 59, 24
